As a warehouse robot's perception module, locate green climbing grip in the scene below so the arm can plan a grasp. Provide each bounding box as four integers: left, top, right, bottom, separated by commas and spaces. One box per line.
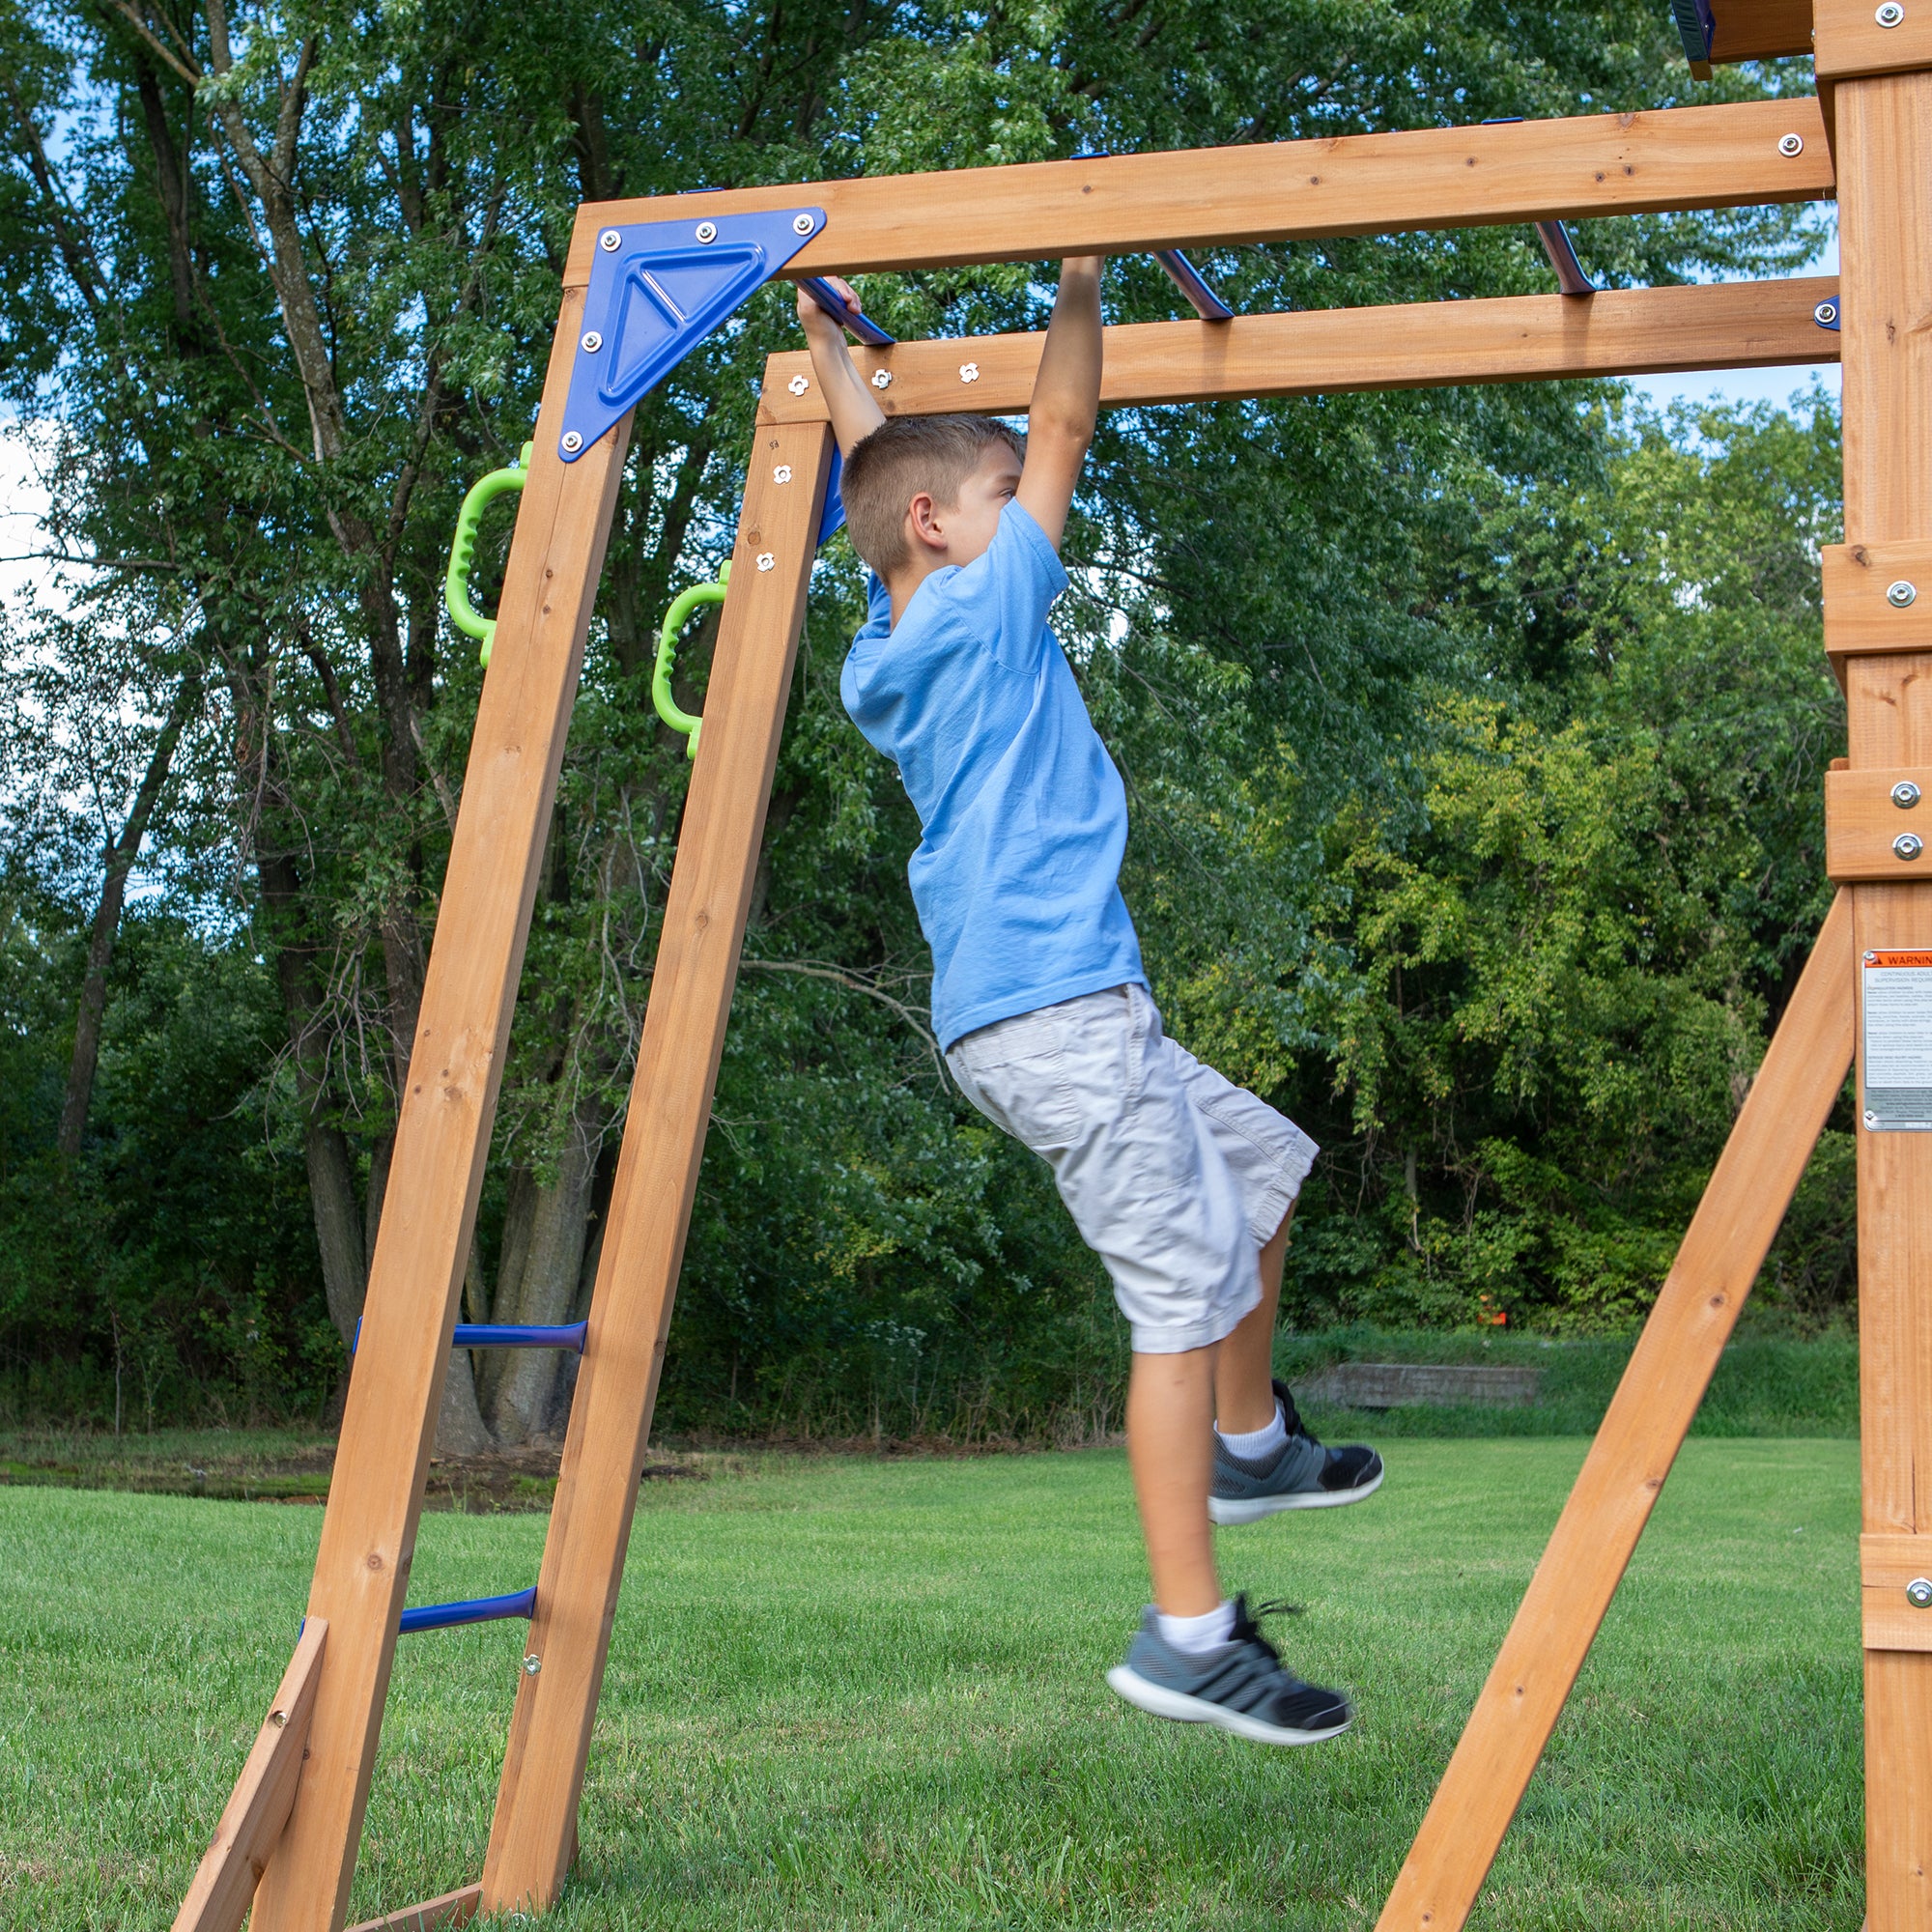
655, 563, 730, 758
444, 441, 534, 668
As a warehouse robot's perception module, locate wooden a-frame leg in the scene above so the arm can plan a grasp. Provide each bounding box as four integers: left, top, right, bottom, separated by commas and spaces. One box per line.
1836, 70, 1932, 1932
1375, 888, 1856, 1932
480, 416, 837, 1913
244, 290, 634, 1932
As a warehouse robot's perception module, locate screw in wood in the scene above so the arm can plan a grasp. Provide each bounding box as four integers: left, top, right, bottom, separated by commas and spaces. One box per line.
1889, 579, 1918, 607
1878, 3, 1906, 27
1779, 133, 1805, 156
1894, 781, 1924, 809
1909, 1577, 1932, 1608
1894, 833, 1925, 861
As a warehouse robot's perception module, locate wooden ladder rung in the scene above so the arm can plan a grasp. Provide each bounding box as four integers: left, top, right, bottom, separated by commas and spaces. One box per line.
345, 1883, 481, 1932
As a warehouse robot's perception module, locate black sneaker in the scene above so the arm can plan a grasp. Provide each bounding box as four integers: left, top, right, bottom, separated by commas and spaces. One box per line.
1106, 1594, 1351, 1746
1209, 1378, 1383, 1525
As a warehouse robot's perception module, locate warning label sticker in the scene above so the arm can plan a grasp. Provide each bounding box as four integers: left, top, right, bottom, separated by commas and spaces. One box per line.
1863, 952, 1932, 1132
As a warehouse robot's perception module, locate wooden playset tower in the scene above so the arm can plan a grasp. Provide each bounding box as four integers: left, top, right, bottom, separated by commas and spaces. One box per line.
167, 6, 1932, 1926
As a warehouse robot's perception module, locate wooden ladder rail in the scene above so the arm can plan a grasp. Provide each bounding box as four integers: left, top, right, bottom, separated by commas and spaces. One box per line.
480, 412, 837, 1912
1375, 886, 1856, 1932
1836, 63, 1932, 1932
247, 281, 634, 1932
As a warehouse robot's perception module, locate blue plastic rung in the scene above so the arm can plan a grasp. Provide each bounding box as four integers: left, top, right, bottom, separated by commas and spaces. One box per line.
398, 1585, 537, 1636
1153, 249, 1234, 323
800, 276, 895, 348
453, 1321, 589, 1351
351, 1318, 588, 1355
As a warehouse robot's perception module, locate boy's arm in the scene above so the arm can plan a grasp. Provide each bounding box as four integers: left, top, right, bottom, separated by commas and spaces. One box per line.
1014, 257, 1103, 553
795, 277, 887, 458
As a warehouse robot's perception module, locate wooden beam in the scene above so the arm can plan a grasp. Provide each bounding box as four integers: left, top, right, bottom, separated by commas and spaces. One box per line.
567, 99, 1833, 283
246, 288, 635, 1932
344, 1887, 480, 1932
758, 277, 1838, 423
1823, 538, 1932, 668
1375, 889, 1856, 1932
1862, 1535, 1932, 1653
1816, 0, 1932, 80
480, 420, 838, 1914
1711, 0, 1816, 64
1826, 766, 1932, 879
170, 1620, 327, 1932
1836, 67, 1932, 1932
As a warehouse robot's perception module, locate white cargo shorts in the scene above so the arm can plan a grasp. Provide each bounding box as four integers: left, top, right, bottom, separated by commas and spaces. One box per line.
945, 982, 1319, 1353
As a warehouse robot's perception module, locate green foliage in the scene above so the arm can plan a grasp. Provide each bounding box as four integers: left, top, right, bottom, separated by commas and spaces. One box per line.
0, 0, 1852, 1434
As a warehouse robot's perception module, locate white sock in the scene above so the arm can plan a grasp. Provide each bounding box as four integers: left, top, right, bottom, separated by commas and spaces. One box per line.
1156, 1600, 1236, 1655
1216, 1400, 1288, 1462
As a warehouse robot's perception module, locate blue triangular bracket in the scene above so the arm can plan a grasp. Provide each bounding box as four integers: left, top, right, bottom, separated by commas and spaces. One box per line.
558, 206, 826, 462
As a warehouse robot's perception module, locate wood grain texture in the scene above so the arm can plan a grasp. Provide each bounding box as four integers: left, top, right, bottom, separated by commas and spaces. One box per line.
1712, 0, 1816, 63
1837, 68, 1932, 1932
343, 1888, 480, 1932
1816, 0, 1932, 80
480, 421, 837, 1915
1826, 766, 1932, 878
1862, 1535, 1932, 1652
1376, 891, 1856, 1932
1823, 540, 1932, 666
760, 279, 1839, 423
170, 1620, 327, 1932
248, 291, 633, 1932
565, 99, 1832, 283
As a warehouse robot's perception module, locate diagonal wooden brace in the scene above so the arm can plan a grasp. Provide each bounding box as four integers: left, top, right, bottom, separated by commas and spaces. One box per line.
171, 1619, 327, 1932
1375, 887, 1857, 1932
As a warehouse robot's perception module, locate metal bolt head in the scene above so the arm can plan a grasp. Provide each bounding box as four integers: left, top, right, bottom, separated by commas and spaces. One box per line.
1814, 299, 1839, 328
1894, 832, 1925, 861
1865, 1109, 1882, 1129
695, 221, 718, 244
599, 229, 622, 252
1889, 579, 1919, 608
1878, 2, 1907, 26
871, 368, 893, 389
756, 552, 777, 572
1865, 951, 1880, 965
1895, 780, 1924, 809
560, 430, 583, 455
793, 213, 816, 236
580, 331, 603, 355
1909, 1577, 1932, 1608
522, 1653, 542, 1675
1779, 132, 1805, 157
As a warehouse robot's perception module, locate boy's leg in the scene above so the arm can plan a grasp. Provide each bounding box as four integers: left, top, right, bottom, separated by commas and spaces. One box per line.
1125, 1344, 1220, 1614
1212, 1208, 1293, 1435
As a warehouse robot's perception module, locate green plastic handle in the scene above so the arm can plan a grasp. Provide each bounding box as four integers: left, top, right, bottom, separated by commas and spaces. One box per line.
445, 442, 534, 668
655, 562, 731, 758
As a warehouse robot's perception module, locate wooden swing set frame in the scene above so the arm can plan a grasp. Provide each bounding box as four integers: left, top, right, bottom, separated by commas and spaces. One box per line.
170, 8, 1932, 1926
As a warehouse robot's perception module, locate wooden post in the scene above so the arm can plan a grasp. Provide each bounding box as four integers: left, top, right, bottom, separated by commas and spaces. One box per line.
170, 1621, 327, 1932
480, 415, 837, 1912
1834, 66, 1932, 1932
1375, 889, 1856, 1932
248, 289, 633, 1932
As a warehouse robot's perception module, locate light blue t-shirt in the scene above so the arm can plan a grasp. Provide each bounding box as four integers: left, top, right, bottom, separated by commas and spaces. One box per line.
840, 500, 1146, 1048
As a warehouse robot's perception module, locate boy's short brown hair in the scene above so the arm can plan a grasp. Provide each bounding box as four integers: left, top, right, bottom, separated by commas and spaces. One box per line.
838, 414, 1025, 577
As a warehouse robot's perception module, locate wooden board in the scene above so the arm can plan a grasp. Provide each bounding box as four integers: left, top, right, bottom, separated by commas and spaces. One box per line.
1816, 0, 1932, 80
1862, 1534, 1932, 1651
1835, 68, 1932, 1932
343, 1888, 480, 1932
170, 1620, 327, 1932
1823, 539, 1932, 665
1826, 766, 1932, 878
566, 99, 1833, 282
479, 420, 838, 1914
760, 278, 1839, 424
1712, 0, 1817, 63
1375, 889, 1856, 1932
245, 290, 634, 1932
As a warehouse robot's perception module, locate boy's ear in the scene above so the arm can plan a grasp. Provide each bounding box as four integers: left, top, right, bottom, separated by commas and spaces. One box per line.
906, 491, 947, 553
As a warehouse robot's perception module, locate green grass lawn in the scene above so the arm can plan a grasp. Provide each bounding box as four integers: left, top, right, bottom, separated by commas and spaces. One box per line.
0, 1438, 1861, 1930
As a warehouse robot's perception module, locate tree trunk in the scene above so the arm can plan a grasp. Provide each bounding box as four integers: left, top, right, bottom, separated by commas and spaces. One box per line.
57, 668, 200, 1156
484, 1108, 600, 1445
434, 1346, 495, 1457
306, 1121, 368, 1350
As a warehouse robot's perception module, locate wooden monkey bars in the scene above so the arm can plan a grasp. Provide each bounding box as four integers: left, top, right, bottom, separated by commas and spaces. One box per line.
175, 13, 1928, 1928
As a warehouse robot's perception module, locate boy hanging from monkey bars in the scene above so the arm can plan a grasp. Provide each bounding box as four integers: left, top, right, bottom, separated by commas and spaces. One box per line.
798, 261, 1384, 1746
